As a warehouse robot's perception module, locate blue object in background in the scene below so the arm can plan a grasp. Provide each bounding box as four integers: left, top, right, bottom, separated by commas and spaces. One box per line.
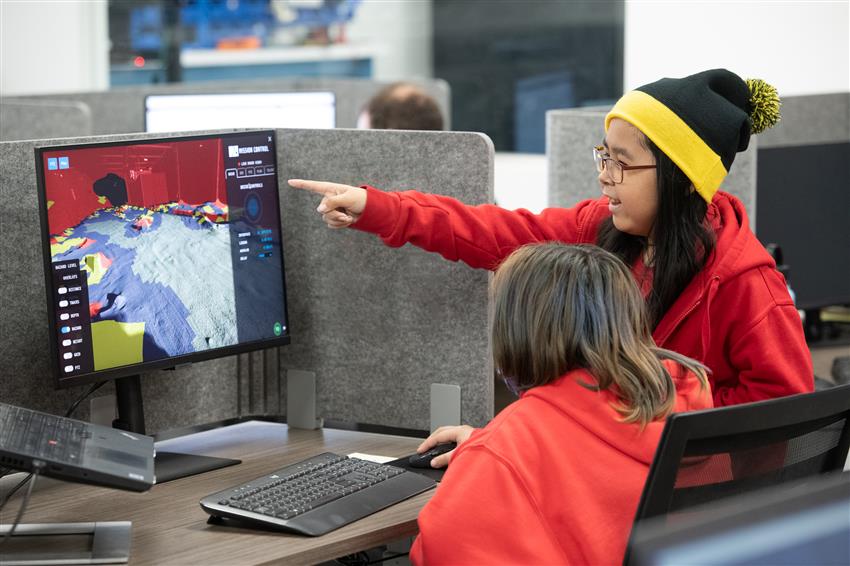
48, 158, 58, 170
514, 71, 575, 154
129, 4, 163, 52
58, 156, 70, 170
129, 0, 362, 51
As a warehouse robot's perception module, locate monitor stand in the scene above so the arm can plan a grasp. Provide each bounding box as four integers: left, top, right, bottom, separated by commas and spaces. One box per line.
113, 375, 240, 483
0, 521, 132, 565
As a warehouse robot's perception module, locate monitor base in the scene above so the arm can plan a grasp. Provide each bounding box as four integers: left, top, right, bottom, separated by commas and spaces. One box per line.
0, 521, 131, 565
154, 452, 240, 484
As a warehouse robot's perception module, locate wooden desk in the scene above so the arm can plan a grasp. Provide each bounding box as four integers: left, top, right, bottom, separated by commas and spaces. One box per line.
14, 421, 432, 565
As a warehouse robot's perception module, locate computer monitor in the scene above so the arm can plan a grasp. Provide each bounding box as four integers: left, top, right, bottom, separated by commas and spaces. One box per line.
144, 92, 336, 133
756, 142, 850, 311
629, 472, 850, 566
35, 130, 290, 480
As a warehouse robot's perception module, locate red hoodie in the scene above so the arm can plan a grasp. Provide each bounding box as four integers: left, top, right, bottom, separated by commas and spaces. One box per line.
410, 361, 713, 565
353, 188, 813, 406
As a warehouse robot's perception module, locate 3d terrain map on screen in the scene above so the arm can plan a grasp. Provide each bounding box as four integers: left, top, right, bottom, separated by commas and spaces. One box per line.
43, 139, 238, 371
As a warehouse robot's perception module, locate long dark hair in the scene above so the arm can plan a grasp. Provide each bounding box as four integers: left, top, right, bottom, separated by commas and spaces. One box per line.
596, 136, 716, 328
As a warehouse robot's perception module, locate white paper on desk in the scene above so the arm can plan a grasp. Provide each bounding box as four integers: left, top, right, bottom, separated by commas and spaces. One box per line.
348, 452, 397, 464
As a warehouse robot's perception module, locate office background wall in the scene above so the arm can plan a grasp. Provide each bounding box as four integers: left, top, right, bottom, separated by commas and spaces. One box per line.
345, 0, 432, 80
434, 0, 624, 153
0, 0, 109, 96
624, 1, 849, 96
0, 1, 433, 97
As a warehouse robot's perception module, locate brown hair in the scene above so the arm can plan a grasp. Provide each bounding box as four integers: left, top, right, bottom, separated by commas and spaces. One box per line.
365, 83, 444, 131
492, 243, 708, 426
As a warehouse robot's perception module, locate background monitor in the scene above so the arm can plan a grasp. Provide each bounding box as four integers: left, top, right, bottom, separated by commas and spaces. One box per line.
630, 472, 850, 566
36, 130, 290, 389
756, 142, 850, 311
144, 91, 336, 133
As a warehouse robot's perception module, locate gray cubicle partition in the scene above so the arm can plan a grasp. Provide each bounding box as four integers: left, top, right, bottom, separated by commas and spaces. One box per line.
0, 100, 93, 141
0, 128, 492, 435
1, 77, 450, 139
758, 93, 850, 148
546, 108, 758, 227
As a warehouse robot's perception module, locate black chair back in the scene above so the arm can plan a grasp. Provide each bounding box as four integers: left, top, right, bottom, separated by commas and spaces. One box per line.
624, 384, 850, 565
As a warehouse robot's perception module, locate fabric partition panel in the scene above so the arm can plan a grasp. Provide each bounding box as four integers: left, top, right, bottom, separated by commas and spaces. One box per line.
758, 93, 849, 148
1, 77, 450, 137
0, 100, 93, 142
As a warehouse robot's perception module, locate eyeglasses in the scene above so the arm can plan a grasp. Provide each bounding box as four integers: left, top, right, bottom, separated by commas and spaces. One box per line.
593, 145, 656, 184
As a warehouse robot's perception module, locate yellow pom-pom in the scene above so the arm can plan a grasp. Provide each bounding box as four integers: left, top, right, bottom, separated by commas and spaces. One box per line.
746, 78, 781, 134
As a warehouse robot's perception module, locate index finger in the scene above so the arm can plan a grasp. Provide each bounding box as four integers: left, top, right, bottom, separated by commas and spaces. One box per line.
288, 179, 352, 197
417, 426, 460, 453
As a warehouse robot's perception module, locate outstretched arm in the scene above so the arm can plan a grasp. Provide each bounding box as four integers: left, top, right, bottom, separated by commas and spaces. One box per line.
290, 179, 606, 270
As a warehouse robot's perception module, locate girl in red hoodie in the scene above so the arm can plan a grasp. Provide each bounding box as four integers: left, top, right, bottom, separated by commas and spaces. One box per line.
289, 69, 812, 407
410, 243, 713, 565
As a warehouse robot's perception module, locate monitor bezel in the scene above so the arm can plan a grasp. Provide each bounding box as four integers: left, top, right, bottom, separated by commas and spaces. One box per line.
35, 129, 291, 390
142, 91, 338, 133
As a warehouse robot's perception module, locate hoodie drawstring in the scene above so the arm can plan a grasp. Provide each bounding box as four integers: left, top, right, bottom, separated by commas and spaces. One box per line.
700, 276, 722, 361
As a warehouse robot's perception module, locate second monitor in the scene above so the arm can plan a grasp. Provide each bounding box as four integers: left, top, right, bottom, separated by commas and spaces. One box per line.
145, 91, 336, 133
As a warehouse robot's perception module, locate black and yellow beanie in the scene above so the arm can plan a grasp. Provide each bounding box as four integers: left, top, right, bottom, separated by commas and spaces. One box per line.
605, 68, 781, 203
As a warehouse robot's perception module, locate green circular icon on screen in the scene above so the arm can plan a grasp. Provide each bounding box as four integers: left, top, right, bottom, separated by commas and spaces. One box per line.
273, 322, 282, 336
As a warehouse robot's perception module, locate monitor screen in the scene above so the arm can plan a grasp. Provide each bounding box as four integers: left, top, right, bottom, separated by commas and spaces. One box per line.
631, 473, 850, 566
756, 142, 850, 310
144, 92, 336, 133
36, 130, 290, 388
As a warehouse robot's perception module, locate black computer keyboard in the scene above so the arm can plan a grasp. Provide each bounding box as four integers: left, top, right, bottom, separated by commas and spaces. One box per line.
0, 403, 87, 463
200, 452, 436, 536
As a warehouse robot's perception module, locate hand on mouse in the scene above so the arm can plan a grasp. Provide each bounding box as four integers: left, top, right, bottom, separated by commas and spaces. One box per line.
288, 179, 367, 229
416, 425, 475, 468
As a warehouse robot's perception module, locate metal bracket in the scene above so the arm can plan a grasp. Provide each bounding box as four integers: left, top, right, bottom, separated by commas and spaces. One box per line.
0, 521, 132, 565
286, 370, 323, 430
430, 383, 461, 432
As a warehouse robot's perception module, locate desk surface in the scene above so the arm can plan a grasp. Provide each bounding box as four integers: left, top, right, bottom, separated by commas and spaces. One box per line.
15, 421, 431, 565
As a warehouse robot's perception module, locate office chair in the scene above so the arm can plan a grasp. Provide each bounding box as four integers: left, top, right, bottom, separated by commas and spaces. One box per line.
623, 383, 850, 565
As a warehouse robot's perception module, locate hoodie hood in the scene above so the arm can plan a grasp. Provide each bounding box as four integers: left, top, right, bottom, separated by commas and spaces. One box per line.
518, 362, 712, 466
709, 191, 776, 280
653, 191, 776, 350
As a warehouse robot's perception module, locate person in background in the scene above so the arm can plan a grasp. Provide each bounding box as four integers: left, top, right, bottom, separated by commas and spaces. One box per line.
356, 82, 444, 131
410, 243, 712, 565
290, 69, 813, 417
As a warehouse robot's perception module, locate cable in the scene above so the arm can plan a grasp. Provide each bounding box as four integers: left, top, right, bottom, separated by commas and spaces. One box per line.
0, 473, 33, 510
364, 552, 410, 565
64, 381, 107, 418
0, 466, 40, 546
335, 550, 410, 566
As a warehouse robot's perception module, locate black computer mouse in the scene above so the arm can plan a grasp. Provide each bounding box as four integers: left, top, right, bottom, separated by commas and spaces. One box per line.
408, 442, 457, 468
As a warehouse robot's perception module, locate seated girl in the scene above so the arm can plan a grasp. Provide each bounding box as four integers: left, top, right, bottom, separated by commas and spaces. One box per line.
410, 243, 712, 565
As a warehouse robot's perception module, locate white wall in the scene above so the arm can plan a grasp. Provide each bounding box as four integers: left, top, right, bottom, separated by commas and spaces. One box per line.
494, 152, 548, 213
345, 0, 432, 80
0, 0, 109, 96
624, 1, 849, 96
